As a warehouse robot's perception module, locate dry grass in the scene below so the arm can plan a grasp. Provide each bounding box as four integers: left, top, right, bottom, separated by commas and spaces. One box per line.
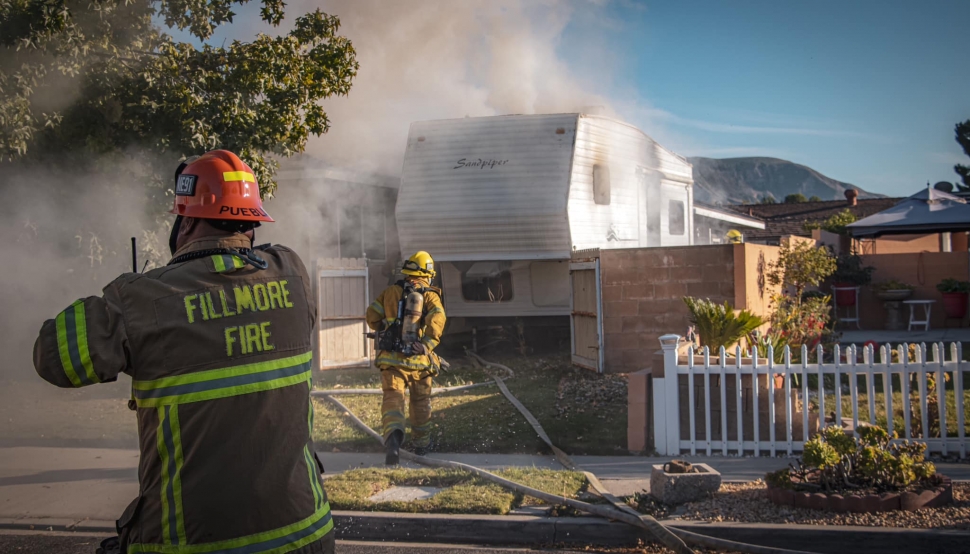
312, 353, 629, 455
323, 466, 587, 514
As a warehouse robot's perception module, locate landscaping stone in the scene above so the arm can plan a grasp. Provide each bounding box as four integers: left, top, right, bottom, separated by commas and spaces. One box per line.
367, 486, 443, 503
649, 462, 721, 505
766, 475, 953, 513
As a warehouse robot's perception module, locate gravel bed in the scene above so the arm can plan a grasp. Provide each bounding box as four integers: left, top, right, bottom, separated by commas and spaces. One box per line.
675, 481, 970, 529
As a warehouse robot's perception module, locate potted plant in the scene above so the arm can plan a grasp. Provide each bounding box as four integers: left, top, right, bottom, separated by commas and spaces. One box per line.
872, 279, 914, 301
830, 254, 874, 306
937, 278, 970, 319
682, 297, 764, 354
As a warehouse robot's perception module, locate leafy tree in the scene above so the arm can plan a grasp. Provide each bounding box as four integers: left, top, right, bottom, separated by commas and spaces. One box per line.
808, 195, 822, 202
803, 209, 858, 235
0, 0, 358, 196
767, 240, 836, 300
955, 119, 970, 190
758, 194, 777, 204
784, 193, 807, 203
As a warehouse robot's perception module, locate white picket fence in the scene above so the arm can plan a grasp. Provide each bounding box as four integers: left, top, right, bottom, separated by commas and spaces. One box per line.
653, 334, 968, 458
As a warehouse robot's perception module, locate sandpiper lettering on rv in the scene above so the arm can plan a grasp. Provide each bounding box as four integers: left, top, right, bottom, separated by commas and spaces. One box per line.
453, 158, 509, 170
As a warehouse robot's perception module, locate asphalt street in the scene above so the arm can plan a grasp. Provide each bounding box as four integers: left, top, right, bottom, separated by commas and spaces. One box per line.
0, 532, 586, 554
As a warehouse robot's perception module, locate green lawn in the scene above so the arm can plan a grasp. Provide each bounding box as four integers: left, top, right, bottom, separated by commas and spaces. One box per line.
311, 353, 629, 455
323, 467, 588, 514
827, 375, 970, 438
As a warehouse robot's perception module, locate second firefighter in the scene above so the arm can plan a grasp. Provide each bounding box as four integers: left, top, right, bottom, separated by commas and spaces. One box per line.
365, 251, 446, 465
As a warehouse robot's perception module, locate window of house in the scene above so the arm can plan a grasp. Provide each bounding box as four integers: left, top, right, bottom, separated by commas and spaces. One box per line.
668, 200, 685, 236
459, 262, 514, 302
338, 194, 387, 260
593, 164, 611, 205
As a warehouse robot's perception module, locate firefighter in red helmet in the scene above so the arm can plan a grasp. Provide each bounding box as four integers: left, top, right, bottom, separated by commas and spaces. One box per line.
34, 150, 334, 554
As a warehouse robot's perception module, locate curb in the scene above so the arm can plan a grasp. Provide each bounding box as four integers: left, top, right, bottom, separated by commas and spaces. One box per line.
3, 514, 969, 553
669, 521, 970, 554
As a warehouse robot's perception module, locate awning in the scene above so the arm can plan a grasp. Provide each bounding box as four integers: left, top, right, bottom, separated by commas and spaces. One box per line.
847, 186, 970, 238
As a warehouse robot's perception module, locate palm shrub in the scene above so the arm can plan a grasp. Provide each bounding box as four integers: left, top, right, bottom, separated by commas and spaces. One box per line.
682, 297, 765, 353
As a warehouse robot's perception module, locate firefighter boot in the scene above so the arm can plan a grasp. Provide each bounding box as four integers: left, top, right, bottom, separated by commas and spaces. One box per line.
385, 429, 404, 466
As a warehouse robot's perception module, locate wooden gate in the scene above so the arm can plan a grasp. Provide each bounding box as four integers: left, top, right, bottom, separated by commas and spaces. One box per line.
569, 258, 603, 372
314, 258, 371, 370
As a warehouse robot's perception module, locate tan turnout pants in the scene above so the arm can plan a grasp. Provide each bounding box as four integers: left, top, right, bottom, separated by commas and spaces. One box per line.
380, 367, 433, 447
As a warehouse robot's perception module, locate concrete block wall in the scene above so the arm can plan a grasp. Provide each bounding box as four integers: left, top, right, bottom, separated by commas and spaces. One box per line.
600, 245, 736, 374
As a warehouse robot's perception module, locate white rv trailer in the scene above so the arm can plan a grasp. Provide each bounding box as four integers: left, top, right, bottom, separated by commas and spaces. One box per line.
396, 113, 695, 319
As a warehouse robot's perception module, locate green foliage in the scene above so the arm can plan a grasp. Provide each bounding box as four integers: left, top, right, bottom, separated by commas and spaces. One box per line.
784, 425, 938, 493
748, 329, 788, 361
809, 195, 822, 202
803, 437, 840, 469
768, 295, 830, 350
821, 426, 856, 456
803, 209, 858, 235
0, 0, 359, 196
831, 253, 875, 286
955, 119, 970, 189
682, 297, 765, 352
765, 241, 835, 355
937, 278, 970, 293
765, 468, 793, 490
785, 193, 807, 203
758, 194, 777, 204
872, 279, 914, 292
767, 240, 837, 300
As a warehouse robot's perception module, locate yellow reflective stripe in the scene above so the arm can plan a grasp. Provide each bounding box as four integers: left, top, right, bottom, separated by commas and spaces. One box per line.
376, 354, 432, 371
232, 255, 246, 269
170, 406, 187, 544
157, 407, 173, 545
134, 352, 312, 390
72, 302, 100, 385
369, 301, 385, 317
425, 306, 444, 317
128, 502, 332, 554
212, 255, 227, 272
157, 405, 186, 545
55, 310, 82, 387
223, 171, 256, 182
422, 337, 440, 350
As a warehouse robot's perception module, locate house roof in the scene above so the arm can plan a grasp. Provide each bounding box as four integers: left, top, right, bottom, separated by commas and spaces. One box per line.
848, 187, 970, 237
724, 197, 903, 241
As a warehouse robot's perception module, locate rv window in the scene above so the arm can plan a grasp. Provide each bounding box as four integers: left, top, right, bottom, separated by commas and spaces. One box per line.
460, 262, 514, 302
593, 164, 610, 205
669, 200, 685, 236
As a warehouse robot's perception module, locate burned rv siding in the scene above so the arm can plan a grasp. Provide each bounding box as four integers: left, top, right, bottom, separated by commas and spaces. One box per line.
396, 114, 693, 319
397, 114, 577, 261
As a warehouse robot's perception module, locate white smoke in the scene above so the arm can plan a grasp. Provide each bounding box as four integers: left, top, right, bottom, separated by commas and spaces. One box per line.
293, 0, 618, 175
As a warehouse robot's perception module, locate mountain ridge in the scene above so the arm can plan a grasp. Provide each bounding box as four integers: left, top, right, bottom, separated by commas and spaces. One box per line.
688, 156, 883, 205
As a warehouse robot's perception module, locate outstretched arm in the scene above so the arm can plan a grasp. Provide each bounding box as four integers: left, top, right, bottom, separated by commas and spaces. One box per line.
34, 288, 128, 388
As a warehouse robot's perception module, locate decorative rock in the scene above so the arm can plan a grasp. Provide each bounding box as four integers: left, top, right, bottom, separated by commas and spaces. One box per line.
845, 494, 865, 513
766, 474, 953, 513
808, 493, 827, 510
649, 463, 721, 505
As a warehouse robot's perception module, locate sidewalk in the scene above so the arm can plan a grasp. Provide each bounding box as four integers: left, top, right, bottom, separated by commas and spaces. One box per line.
2, 446, 968, 521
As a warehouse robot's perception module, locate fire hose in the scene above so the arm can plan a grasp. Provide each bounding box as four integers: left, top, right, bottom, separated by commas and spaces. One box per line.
313, 353, 819, 554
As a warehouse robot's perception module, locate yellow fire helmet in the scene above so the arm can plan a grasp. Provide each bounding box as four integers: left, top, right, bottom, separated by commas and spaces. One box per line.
726, 229, 743, 244
402, 251, 436, 279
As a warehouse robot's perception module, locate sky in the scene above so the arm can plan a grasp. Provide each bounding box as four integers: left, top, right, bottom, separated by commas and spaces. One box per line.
167, 0, 969, 198
569, 0, 970, 197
